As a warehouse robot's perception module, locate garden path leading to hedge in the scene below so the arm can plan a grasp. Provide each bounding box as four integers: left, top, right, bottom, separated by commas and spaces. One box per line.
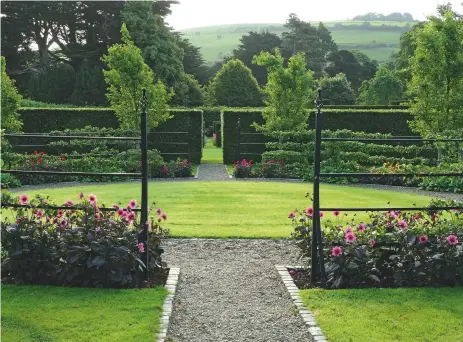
163, 238, 311, 342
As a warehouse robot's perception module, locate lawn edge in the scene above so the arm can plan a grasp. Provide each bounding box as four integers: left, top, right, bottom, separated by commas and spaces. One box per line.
275, 265, 327, 342
156, 266, 180, 342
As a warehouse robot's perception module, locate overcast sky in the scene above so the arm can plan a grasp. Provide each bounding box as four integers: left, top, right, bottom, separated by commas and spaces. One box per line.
166, 0, 463, 30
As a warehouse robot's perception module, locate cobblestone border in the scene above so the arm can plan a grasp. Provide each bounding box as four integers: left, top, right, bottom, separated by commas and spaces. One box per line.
156, 267, 180, 342
275, 265, 327, 342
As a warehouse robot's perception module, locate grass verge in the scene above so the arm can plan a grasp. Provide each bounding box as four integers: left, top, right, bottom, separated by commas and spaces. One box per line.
9, 181, 435, 238
1, 284, 167, 342
300, 287, 463, 342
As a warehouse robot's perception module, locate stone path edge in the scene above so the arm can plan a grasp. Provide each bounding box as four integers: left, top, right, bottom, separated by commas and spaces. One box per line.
157, 267, 180, 342
275, 265, 328, 342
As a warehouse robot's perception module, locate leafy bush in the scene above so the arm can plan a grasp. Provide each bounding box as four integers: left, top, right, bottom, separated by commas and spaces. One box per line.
291, 197, 463, 289
317, 73, 356, 105
259, 159, 286, 178
1, 191, 168, 288
207, 59, 262, 107
0, 173, 21, 189
71, 64, 108, 107
27, 63, 76, 104
368, 162, 463, 193
5, 148, 192, 185
153, 159, 193, 178
233, 159, 253, 178
1, 56, 23, 132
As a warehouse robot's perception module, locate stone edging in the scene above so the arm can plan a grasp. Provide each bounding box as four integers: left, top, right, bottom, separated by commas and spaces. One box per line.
156, 267, 180, 342
275, 265, 327, 342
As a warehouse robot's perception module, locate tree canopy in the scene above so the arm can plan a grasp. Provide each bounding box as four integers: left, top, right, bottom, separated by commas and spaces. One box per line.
101, 24, 171, 131
253, 49, 315, 132
206, 59, 262, 107
408, 6, 463, 135
231, 31, 282, 85
317, 73, 356, 105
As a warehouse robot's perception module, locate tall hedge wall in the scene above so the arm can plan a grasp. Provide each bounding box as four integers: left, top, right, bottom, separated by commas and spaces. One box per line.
221, 109, 415, 164
151, 109, 203, 164
20, 108, 118, 132
213, 121, 222, 147
18, 108, 203, 164
201, 107, 222, 136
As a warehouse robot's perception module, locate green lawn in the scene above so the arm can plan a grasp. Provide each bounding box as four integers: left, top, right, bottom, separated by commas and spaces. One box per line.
10, 181, 435, 238
300, 287, 463, 342
1, 284, 167, 342
202, 138, 223, 164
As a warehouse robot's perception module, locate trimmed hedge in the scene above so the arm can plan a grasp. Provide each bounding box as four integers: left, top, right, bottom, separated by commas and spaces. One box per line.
201, 106, 222, 136
213, 121, 222, 147
17, 108, 203, 164
323, 105, 409, 110
221, 109, 415, 163
20, 108, 118, 132
221, 109, 268, 164
151, 109, 203, 164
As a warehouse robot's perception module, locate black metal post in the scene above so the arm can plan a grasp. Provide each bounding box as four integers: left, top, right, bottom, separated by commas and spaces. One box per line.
311, 88, 325, 284
236, 117, 241, 162
140, 88, 149, 282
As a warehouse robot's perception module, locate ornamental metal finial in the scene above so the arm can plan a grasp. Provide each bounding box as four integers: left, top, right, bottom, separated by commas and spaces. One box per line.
141, 88, 148, 110
315, 88, 323, 111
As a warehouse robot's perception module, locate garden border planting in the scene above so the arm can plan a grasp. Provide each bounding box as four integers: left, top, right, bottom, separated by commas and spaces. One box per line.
157, 267, 181, 342
275, 265, 327, 342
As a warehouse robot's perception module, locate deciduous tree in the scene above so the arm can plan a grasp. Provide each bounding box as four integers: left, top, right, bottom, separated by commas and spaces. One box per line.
252, 49, 315, 132
102, 24, 172, 130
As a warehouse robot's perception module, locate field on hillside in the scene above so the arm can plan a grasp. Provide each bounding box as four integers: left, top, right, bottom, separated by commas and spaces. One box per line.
180, 21, 414, 63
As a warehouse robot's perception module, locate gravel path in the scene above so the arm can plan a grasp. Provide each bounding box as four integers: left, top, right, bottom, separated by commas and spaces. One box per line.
197, 164, 230, 181
163, 238, 310, 342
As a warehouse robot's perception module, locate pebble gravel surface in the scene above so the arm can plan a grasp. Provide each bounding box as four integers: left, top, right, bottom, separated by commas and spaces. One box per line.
163, 238, 311, 342
197, 164, 230, 181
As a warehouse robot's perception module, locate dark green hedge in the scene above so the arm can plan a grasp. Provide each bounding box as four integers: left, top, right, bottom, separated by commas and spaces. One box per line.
201, 107, 222, 135
309, 109, 414, 136
213, 121, 222, 147
221, 109, 415, 164
323, 105, 409, 110
18, 107, 203, 164
151, 109, 203, 164
19, 108, 118, 132
221, 109, 268, 164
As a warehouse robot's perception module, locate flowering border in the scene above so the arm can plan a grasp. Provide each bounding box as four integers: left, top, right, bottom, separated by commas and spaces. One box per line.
275, 265, 327, 342
156, 267, 180, 342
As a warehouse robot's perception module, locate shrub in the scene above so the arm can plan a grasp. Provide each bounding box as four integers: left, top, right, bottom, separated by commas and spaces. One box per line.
27, 63, 76, 104
358, 66, 404, 105
1, 191, 168, 288
207, 59, 262, 107
71, 64, 108, 106
317, 73, 356, 105
0, 173, 21, 189
233, 159, 253, 178
291, 197, 463, 289
259, 159, 286, 178
1, 56, 23, 132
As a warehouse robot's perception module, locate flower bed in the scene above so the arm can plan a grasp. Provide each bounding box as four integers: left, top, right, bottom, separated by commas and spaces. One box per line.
290, 197, 463, 289
1, 191, 169, 288
1, 145, 194, 187
232, 158, 295, 178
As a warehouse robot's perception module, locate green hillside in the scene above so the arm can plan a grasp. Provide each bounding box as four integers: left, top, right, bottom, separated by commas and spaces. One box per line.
180, 21, 415, 64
